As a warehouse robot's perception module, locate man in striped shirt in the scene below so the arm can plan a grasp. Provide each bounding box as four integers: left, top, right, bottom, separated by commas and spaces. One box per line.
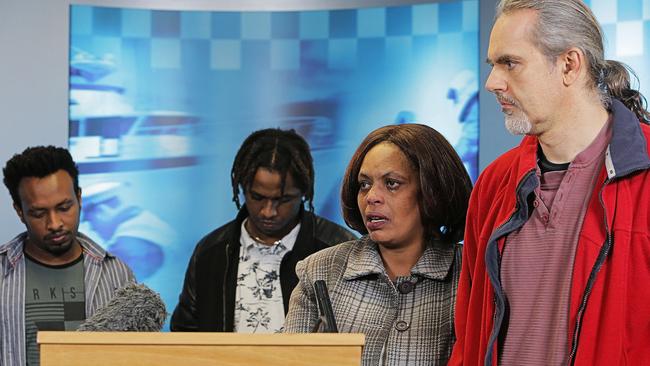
0, 146, 134, 366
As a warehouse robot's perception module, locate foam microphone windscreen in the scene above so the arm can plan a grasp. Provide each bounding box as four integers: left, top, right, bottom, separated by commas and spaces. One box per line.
77, 282, 167, 332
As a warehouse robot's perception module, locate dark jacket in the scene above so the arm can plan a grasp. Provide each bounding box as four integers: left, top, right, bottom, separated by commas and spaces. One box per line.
170, 207, 357, 331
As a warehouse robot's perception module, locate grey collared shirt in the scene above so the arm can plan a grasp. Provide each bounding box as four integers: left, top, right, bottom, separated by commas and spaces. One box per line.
0, 232, 134, 366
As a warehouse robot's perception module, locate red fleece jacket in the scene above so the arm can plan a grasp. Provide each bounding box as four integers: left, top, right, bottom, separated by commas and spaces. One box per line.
450, 100, 650, 366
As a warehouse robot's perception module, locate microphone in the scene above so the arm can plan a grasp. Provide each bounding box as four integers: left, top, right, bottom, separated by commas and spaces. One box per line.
311, 280, 338, 333
77, 282, 167, 332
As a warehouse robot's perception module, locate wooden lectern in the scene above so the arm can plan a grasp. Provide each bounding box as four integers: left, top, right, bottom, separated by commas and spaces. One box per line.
38, 331, 365, 366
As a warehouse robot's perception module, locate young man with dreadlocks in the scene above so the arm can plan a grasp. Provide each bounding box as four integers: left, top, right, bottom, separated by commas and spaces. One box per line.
171, 128, 355, 333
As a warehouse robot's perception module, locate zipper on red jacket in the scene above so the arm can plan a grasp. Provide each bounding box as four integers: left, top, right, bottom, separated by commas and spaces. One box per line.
567, 178, 612, 365
566, 155, 650, 364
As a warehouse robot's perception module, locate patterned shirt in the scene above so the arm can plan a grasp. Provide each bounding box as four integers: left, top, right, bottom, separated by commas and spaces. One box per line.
233, 220, 300, 333
285, 237, 461, 366
0, 232, 134, 366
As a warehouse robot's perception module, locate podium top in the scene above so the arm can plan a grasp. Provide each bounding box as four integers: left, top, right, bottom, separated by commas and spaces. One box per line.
37, 331, 365, 346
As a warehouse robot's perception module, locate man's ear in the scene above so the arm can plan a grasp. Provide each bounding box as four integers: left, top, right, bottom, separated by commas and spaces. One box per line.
13, 202, 26, 224
561, 47, 584, 86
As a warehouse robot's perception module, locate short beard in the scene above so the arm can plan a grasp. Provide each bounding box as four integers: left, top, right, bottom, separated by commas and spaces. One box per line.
496, 92, 533, 135
505, 114, 533, 135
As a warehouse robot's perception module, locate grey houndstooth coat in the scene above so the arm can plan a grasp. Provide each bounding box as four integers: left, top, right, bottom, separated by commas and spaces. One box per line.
284, 236, 461, 366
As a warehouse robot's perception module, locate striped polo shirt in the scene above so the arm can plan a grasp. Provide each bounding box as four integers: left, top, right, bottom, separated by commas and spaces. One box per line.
500, 119, 612, 365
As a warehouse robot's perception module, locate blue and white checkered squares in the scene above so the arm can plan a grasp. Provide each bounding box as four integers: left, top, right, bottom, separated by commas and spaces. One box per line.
590, 1, 647, 56
71, 1, 478, 72
588, 0, 650, 100
590, 0, 650, 22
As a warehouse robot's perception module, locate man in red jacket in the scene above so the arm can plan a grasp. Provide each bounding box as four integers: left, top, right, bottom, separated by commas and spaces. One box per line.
450, 1, 650, 365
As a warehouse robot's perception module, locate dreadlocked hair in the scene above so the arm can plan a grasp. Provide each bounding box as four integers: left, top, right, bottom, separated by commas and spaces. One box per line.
231, 128, 315, 213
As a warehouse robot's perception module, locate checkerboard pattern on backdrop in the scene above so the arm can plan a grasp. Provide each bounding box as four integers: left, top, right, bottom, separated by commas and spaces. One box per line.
70, 2, 478, 73
585, 0, 650, 96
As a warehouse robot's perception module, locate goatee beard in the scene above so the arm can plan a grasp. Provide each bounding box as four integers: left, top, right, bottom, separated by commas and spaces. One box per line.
505, 114, 532, 135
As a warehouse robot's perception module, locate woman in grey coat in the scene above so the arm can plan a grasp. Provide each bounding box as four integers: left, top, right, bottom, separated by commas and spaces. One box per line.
284, 124, 472, 366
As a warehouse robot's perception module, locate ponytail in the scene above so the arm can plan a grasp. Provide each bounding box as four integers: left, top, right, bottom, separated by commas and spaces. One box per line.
599, 60, 650, 124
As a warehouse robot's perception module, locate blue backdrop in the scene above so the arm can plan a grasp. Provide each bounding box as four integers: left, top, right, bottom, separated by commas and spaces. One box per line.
586, 0, 650, 99
68, 1, 480, 328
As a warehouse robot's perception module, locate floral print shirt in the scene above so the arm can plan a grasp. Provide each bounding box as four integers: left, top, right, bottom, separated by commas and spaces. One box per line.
233, 220, 300, 333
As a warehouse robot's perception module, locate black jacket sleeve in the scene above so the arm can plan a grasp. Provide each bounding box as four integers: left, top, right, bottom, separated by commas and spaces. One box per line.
170, 241, 202, 331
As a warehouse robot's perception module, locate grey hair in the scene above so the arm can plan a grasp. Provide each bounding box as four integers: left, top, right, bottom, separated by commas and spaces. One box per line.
496, 0, 650, 123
